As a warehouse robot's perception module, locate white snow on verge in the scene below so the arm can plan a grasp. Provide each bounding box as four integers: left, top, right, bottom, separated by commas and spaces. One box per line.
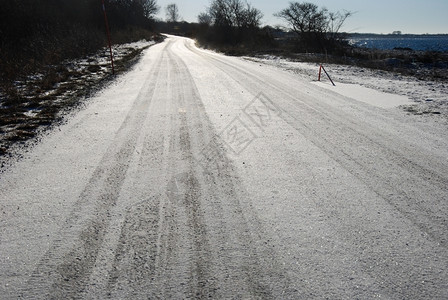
313, 81, 412, 108
246, 55, 448, 117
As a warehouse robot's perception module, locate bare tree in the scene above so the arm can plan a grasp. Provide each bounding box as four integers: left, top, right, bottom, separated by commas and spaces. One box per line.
229, 0, 245, 28
144, 0, 160, 18
242, 3, 263, 29
275, 2, 328, 36
327, 10, 353, 39
198, 12, 213, 26
130, 0, 159, 19
196, 0, 264, 45
275, 1, 352, 50
165, 3, 180, 23
207, 0, 262, 29
208, 0, 233, 27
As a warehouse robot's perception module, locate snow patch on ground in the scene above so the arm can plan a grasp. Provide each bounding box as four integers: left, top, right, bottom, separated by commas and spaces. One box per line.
245, 55, 448, 118
313, 81, 412, 108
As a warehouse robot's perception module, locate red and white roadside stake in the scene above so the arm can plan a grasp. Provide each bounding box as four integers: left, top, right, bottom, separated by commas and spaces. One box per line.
102, 0, 115, 74
318, 64, 322, 81
318, 64, 335, 86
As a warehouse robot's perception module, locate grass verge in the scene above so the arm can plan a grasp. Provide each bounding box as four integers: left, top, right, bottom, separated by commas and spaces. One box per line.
0, 36, 164, 163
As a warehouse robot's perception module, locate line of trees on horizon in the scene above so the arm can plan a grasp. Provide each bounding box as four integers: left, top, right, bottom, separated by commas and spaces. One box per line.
157, 1, 352, 54
0, 0, 354, 83
194, 0, 266, 46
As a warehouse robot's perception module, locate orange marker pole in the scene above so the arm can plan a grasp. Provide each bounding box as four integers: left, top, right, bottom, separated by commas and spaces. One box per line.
318, 65, 322, 81
102, 0, 114, 74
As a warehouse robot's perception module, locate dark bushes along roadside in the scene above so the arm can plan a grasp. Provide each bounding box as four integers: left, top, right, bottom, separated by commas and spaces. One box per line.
0, 0, 159, 85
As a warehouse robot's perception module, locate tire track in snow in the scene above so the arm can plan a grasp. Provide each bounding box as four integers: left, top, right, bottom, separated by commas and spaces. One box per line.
164, 43, 297, 298
106, 44, 216, 298
186, 40, 448, 248
184, 40, 448, 298
20, 41, 171, 299
104, 40, 297, 298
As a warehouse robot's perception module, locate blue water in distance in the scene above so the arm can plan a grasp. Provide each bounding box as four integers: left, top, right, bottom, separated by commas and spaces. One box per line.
348, 35, 448, 52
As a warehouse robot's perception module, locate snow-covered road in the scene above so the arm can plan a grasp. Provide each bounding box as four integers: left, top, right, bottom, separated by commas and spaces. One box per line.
1, 36, 448, 299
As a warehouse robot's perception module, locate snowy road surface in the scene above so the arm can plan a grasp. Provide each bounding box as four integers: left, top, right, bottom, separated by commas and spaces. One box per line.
1, 36, 448, 299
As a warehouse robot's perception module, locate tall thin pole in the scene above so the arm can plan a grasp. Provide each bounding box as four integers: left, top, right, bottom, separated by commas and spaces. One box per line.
321, 65, 336, 86
102, 0, 114, 74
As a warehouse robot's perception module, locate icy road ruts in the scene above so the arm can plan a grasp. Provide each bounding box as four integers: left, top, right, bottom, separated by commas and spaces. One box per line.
1, 36, 447, 299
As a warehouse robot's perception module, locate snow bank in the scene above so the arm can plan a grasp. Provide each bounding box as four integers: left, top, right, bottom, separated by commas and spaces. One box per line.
246, 55, 448, 118
313, 81, 412, 108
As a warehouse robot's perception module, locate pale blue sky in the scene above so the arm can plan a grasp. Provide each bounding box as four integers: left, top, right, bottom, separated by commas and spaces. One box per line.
155, 0, 448, 34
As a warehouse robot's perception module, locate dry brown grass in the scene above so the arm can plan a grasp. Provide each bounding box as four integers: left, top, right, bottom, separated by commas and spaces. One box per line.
0, 36, 163, 158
